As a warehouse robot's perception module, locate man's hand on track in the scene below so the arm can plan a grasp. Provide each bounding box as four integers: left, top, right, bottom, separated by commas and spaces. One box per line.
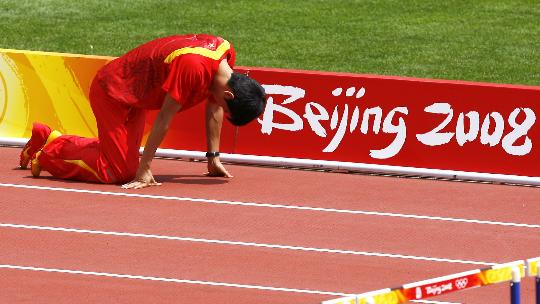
122, 167, 162, 189
205, 157, 233, 178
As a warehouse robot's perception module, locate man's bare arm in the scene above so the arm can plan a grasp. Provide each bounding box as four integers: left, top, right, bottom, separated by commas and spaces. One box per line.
122, 94, 182, 189
205, 100, 232, 177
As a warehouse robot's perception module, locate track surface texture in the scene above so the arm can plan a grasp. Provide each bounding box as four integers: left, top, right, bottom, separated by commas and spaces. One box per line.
0, 147, 538, 304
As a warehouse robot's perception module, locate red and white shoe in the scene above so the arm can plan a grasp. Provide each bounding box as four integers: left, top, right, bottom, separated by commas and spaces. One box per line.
29, 130, 62, 177
20, 123, 52, 169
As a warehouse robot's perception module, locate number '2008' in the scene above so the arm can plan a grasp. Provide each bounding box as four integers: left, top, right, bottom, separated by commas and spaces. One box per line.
416, 103, 536, 156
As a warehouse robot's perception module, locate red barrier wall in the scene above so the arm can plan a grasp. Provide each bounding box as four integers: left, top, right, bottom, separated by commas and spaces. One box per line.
234, 67, 540, 177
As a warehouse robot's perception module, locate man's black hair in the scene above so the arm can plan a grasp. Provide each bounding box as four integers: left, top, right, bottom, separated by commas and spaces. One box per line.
225, 72, 266, 126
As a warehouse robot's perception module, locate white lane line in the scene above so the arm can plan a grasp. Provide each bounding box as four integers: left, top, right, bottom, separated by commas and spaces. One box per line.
1, 183, 539, 229
0, 264, 350, 296
0, 266, 461, 303
0, 223, 497, 266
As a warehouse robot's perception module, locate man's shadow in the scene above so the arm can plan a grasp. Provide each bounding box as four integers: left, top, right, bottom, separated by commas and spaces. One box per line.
16, 168, 228, 186
153, 174, 229, 185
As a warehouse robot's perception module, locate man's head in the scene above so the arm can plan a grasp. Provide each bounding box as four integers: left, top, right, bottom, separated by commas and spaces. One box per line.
224, 73, 266, 126
210, 59, 266, 126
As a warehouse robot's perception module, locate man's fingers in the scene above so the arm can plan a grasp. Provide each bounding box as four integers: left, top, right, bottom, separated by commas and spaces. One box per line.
204, 171, 234, 178
150, 177, 162, 186
218, 166, 233, 178
135, 182, 161, 189
121, 169, 161, 189
122, 180, 162, 189
122, 181, 146, 189
121, 181, 139, 189
133, 183, 147, 189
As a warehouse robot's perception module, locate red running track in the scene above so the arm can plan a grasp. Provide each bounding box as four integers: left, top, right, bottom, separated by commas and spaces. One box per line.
0, 146, 539, 304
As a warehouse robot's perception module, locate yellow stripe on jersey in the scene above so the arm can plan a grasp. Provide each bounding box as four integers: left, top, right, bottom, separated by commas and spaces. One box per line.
63, 159, 104, 183
164, 40, 230, 64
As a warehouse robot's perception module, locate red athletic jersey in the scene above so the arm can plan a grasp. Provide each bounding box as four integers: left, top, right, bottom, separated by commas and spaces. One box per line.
95, 34, 236, 110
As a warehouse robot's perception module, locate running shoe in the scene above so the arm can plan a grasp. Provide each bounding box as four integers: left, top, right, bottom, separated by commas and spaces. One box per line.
19, 122, 52, 169
28, 129, 62, 177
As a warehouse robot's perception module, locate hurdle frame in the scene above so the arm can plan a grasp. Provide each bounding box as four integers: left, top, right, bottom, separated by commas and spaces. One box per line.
322, 258, 540, 304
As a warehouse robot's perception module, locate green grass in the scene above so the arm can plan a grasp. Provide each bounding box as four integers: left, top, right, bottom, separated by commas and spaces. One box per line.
1, 0, 539, 85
